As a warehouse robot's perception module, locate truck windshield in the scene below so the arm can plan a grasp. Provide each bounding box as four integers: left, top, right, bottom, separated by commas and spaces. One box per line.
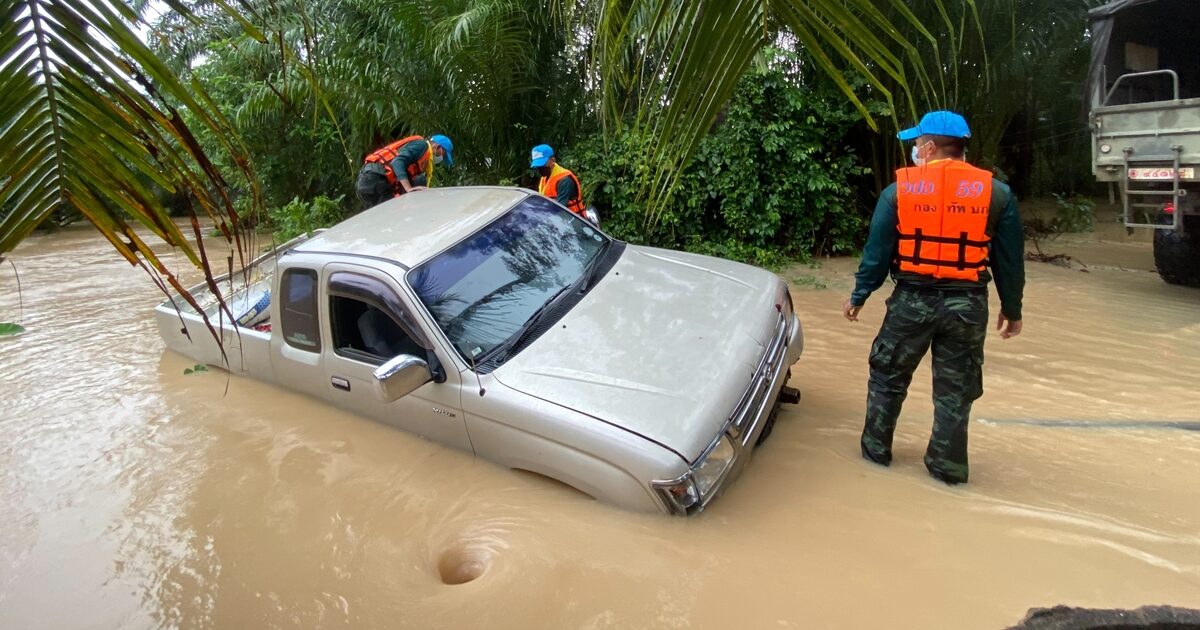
409, 195, 609, 363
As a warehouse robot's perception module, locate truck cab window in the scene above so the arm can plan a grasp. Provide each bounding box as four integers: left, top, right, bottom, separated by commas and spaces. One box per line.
280, 269, 320, 351
330, 296, 423, 364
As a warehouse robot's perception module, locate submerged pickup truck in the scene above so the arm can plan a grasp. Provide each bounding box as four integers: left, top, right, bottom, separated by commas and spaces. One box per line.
157, 187, 803, 515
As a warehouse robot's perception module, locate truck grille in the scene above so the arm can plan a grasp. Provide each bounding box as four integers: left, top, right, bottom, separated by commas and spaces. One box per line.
728, 315, 788, 442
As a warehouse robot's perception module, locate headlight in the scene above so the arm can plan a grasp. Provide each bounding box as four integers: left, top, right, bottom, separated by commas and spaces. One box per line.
692, 434, 736, 497
652, 476, 700, 515
652, 435, 737, 515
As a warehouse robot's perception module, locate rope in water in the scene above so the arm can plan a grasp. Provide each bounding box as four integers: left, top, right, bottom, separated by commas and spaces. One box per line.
977, 419, 1200, 431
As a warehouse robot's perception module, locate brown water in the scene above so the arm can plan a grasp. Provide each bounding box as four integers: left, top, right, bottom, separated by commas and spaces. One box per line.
2, 224, 1199, 629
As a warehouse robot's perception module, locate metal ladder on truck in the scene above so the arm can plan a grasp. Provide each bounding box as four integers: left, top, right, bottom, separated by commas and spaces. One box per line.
1121, 145, 1186, 234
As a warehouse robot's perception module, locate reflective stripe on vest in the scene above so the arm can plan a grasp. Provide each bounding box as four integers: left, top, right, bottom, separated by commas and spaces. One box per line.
895, 160, 993, 281
364, 135, 429, 189
538, 164, 585, 214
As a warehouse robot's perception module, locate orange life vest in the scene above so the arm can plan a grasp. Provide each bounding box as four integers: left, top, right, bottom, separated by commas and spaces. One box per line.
538, 164, 585, 215
363, 135, 431, 191
895, 160, 993, 281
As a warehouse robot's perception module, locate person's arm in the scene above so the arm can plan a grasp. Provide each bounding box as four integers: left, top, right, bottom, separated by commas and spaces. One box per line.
390, 140, 429, 192
555, 175, 578, 208
988, 183, 1025, 336
394, 172, 415, 193
849, 185, 900, 309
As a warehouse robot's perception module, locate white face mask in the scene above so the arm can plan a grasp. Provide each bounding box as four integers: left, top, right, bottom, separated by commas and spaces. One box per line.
432, 153, 444, 165
911, 141, 932, 166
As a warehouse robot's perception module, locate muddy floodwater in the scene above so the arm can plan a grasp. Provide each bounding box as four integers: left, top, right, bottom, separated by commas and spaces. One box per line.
2, 221, 1199, 629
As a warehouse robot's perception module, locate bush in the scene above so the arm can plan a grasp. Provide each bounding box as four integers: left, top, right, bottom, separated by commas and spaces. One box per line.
566, 51, 870, 266
269, 195, 346, 241
1051, 193, 1095, 233
1024, 194, 1096, 259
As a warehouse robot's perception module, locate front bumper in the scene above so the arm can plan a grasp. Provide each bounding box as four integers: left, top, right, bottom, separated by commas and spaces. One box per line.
654, 312, 802, 515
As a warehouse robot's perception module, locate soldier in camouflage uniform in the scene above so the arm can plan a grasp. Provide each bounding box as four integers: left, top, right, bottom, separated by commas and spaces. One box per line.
842, 111, 1025, 485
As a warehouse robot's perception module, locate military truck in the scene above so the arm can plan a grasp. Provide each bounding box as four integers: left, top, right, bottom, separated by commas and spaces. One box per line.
1088, 0, 1200, 285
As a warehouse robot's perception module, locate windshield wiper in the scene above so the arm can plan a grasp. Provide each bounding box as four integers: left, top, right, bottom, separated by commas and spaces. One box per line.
580, 240, 612, 292
494, 244, 611, 364
495, 282, 574, 363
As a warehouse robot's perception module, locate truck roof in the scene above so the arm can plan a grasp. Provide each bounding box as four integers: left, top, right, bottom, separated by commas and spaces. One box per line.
1088, 0, 1159, 21
293, 186, 530, 268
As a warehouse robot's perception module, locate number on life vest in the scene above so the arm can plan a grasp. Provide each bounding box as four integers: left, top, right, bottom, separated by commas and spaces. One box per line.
955, 181, 985, 198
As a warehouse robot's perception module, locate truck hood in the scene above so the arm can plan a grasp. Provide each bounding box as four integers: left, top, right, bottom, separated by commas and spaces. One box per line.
491, 245, 782, 463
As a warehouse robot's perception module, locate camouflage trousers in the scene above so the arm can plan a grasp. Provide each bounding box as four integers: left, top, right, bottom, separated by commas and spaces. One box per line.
860, 285, 988, 483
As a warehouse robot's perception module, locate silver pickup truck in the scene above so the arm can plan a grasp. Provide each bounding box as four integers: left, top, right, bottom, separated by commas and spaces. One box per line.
157, 187, 803, 515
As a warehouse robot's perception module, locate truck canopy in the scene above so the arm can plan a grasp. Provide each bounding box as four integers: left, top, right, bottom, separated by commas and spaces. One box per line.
1088, 0, 1200, 107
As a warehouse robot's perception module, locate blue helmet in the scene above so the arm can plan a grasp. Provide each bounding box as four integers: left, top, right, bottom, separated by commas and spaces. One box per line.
430, 134, 454, 166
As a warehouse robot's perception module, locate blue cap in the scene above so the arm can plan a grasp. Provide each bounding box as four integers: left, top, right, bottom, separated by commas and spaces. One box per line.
530, 144, 554, 168
430, 134, 453, 166
897, 111, 971, 141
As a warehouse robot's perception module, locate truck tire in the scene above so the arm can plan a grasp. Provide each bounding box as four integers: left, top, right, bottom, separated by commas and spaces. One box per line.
756, 400, 782, 447
1153, 219, 1200, 287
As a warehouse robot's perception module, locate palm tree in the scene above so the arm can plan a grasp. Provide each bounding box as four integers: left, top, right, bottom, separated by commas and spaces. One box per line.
584, 0, 978, 216
1, 0, 981, 334
846, 0, 1097, 193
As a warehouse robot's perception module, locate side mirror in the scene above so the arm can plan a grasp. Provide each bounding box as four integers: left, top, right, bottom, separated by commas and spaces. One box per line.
583, 205, 601, 227
373, 354, 432, 402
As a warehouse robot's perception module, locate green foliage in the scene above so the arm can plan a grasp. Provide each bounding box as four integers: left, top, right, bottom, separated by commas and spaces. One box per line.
789, 275, 829, 291
842, 0, 1099, 199
570, 52, 869, 266
0, 322, 25, 337
1051, 193, 1096, 233
269, 195, 346, 241
590, 0, 981, 220
155, 0, 590, 208
183, 364, 209, 375
148, 0, 958, 228
1023, 194, 1096, 257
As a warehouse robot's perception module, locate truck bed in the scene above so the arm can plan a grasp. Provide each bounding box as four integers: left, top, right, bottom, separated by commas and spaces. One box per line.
154, 232, 316, 380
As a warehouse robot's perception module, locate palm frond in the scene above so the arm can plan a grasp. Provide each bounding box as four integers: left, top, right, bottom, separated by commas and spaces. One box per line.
586, 0, 981, 222
0, 0, 261, 344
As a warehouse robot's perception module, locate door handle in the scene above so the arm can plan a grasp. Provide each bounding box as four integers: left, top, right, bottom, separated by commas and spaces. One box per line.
331, 376, 351, 391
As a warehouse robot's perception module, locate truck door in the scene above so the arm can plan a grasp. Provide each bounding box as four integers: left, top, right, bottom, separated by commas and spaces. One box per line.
271, 263, 330, 398
320, 263, 474, 454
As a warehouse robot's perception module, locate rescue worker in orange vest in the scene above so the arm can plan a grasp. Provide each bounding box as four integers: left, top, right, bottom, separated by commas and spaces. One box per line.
529, 144, 585, 216
356, 134, 454, 208
842, 111, 1025, 485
